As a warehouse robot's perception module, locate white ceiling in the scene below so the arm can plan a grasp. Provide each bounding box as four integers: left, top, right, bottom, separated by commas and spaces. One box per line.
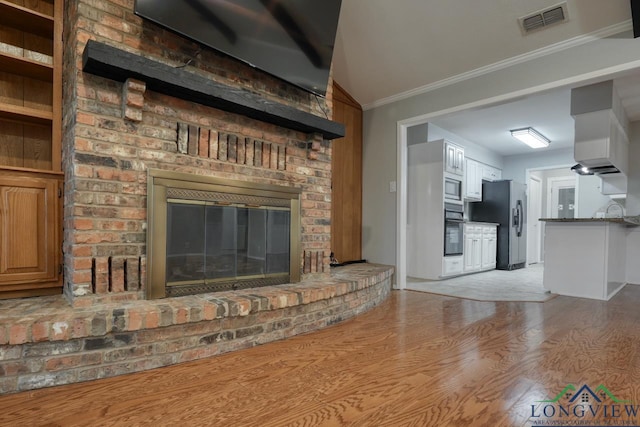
429, 89, 573, 156
331, 0, 636, 157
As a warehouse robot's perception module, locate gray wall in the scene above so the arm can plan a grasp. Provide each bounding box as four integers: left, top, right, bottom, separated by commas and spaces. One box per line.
361, 31, 640, 266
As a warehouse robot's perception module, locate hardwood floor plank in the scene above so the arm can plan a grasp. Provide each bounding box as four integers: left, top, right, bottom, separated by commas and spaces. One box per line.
3, 287, 640, 426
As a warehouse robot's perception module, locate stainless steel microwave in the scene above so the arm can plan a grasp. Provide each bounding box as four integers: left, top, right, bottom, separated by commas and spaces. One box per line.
444, 176, 462, 202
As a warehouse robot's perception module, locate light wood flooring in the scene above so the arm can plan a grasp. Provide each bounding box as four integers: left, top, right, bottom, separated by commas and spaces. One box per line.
2, 286, 640, 426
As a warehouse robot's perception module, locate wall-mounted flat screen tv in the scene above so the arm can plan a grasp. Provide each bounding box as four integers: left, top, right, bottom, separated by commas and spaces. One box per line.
134, 0, 343, 97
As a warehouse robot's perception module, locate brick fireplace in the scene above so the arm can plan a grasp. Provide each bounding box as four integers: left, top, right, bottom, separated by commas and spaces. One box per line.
0, 0, 394, 394
63, 0, 338, 304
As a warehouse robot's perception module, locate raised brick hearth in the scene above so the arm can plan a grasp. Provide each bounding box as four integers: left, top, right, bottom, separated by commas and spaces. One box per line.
0, 264, 393, 394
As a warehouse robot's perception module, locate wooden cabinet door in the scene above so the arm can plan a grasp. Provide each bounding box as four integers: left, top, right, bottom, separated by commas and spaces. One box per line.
0, 174, 61, 293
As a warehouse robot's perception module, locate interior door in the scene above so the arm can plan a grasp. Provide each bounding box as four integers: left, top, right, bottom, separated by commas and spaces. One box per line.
548, 177, 577, 219
527, 175, 542, 264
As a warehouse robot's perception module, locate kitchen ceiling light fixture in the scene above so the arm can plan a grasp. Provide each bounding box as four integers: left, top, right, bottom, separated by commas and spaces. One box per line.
510, 127, 550, 149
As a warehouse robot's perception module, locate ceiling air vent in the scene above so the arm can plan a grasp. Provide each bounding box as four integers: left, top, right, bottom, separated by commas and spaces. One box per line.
519, 2, 568, 34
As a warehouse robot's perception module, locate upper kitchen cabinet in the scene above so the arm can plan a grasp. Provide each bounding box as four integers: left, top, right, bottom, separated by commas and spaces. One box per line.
464, 158, 482, 201
481, 164, 501, 181
465, 159, 502, 202
444, 141, 464, 176
0, 0, 63, 298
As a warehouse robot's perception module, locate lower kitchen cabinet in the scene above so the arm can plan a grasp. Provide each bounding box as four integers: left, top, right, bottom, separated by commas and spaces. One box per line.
443, 255, 464, 276
464, 223, 497, 273
463, 225, 481, 271
481, 226, 497, 270
0, 170, 63, 298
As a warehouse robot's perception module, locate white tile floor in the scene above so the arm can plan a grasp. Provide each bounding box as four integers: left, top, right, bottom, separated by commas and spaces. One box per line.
406, 263, 555, 302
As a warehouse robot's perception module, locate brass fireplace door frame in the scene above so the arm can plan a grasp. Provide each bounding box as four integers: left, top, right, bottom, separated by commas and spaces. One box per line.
146, 169, 301, 299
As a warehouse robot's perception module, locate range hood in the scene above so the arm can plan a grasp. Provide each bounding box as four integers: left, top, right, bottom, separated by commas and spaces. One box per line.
571, 163, 619, 175
571, 81, 629, 176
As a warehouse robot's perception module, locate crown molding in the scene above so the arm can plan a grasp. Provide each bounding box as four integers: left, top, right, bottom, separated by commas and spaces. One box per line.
363, 20, 633, 111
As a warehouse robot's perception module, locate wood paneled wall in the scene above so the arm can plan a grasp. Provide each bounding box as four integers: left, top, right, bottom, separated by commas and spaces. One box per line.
331, 83, 363, 263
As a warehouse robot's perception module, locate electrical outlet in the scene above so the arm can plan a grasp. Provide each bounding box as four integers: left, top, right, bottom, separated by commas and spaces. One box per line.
389, 181, 397, 193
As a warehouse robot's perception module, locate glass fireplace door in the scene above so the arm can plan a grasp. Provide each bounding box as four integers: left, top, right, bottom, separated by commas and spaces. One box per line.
165, 202, 290, 289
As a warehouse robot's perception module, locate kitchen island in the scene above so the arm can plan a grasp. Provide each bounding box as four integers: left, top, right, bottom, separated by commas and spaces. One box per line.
540, 217, 640, 300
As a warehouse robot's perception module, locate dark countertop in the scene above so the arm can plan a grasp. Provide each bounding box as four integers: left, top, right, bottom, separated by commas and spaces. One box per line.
540, 216, 640, 226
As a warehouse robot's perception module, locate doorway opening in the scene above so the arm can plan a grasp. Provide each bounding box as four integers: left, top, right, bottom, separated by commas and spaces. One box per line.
525, 166, 576, 267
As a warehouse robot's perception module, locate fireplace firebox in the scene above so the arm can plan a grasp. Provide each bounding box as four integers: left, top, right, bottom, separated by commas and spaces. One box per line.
147, 170, 301, 299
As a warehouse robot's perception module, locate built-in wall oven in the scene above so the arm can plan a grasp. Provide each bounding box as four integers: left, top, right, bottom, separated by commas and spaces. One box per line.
444, 202, 464, 256
444, 176, 462, 203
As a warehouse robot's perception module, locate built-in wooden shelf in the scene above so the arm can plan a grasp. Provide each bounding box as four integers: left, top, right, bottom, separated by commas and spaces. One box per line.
0, 103, 53, 125
0, 51, 53, 81
82, 40, 345, 140
0, 165, 64, 176
0, 0, 54, 37
0, 0, 62, 299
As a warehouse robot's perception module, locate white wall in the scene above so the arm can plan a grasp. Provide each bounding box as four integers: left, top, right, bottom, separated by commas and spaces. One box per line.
407, 123, 504, 169
407, 141, 445, 278
626, 122, 640, 216
362, 31, 640, 266
501, 148, 574, 183
577, 175, 612, 218
627, 229, 640, 284
504, 151, 612, 218
427, 124, 504, 169
625, 121, 640, 284
538, 167, 575, 217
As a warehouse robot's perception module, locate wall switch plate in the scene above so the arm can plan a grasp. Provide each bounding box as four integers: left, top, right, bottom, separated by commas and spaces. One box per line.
389, 181, 397, 193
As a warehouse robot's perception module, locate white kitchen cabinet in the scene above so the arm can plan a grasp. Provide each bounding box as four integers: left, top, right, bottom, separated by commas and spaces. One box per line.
543, 221, 626, 300
472, 235, 482, 270
443, 255, 464, 276
464, 223, 497, 273
463, 230, 475, 272
408, 139, 464, 280
481, 226, 497, 270
481, 165, 502, 181
444, 142, 464, 176
463, 224, 481, 272
464, 159, 482, 201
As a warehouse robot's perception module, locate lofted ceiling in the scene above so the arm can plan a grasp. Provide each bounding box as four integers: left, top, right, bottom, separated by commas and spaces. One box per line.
332, 0, 636, 157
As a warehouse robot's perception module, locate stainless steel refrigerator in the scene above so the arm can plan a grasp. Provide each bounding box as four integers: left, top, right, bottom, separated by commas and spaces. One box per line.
470, 180, 527, 270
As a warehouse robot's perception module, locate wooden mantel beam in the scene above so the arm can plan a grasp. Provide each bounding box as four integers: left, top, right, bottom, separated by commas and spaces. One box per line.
82, 40, 345, 140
